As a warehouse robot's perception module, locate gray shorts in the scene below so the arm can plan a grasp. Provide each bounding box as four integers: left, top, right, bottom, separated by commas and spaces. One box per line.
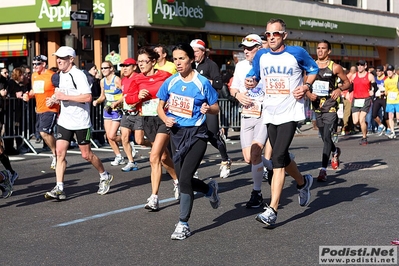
240, 114, 268, 149
120, 114, 144, 131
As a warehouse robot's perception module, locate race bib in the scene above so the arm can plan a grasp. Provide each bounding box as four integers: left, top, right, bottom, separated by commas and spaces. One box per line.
353, 98, 365, 108
123, 98, 135, 111
33, 80, 45, 94
313, 80, 329, 96
168, 93, 194, 118
141, 98, 159, 116
388, 91, 398, 101
264, 76, 290, 98
241, 102, 262, 118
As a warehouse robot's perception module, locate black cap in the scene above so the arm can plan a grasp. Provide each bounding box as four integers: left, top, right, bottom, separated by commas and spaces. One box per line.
376, 65, 384, 71
387, 65, 395, 71
356, 60, 366, 66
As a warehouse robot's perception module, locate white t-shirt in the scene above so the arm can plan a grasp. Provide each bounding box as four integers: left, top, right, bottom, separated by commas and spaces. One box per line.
57, 66, 92, 130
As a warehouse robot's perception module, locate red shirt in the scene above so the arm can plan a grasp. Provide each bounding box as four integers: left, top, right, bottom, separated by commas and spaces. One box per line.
124, 70, 171, 112
353, 72, 371, 99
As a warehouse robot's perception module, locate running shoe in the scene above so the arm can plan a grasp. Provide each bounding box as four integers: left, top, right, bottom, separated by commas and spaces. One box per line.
331, 147, 341, 170
130, 141, 137, 158
0, 170, 13, 198
377, 125, 386, 136
171, 222, 191, 240
193, 171, 199, 179
50, 155, 56, 170
45, 185, 66, 200
144, 195, 159, 211
10, 171, 19, 186
298, 174, 313, 207
111, 156, 125, 166
255, 206, 277, 227
219, 159, 231, 179
121, 162, 138, 172
359, 138, 368, 146
332, 133, 339, 144
206, 180, 220, 209
388, 131, 397, 139
246, 190, 263, 208
317, 169, 327, 182
385, 129, 392, 136
97, 173, 114, 195
173, 181, 180, 200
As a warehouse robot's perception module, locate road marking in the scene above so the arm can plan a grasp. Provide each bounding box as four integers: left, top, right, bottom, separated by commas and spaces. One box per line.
54, 197, 178, 227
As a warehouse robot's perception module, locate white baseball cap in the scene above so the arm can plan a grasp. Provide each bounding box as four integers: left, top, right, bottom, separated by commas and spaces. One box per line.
239, 34, 262, 48
53, 46, 76, 57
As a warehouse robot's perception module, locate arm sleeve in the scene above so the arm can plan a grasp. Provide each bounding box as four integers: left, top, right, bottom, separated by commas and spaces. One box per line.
124, 79, 140, 105
209, 62, 223, 90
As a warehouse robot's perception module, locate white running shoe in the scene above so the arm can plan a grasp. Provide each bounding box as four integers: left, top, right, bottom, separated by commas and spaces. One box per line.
219, 160, 231, 178
144, 195, 159, 211
130, 141, 137, 158
171, 222, 191, 240
111, 156, 125, 166
50, 155, 56, 170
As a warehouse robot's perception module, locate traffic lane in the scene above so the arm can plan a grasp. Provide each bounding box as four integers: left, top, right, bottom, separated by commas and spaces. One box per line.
1, 135, 398, 265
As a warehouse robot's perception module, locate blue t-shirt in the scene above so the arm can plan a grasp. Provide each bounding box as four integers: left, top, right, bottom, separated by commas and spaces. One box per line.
156, 70, 218, 127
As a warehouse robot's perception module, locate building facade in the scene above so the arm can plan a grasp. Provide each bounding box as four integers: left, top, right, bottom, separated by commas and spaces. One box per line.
0, 0, 399, 71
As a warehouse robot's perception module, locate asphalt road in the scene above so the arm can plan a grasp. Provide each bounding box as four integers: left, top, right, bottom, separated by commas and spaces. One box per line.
1, 125, 398, 266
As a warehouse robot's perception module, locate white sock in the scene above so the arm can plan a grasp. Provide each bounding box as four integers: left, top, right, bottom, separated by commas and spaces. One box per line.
252, 162, 264, 191
100, 171, 109, 179
56, 182, 64, 191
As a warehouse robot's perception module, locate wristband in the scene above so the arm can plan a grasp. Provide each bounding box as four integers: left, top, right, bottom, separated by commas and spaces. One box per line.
305, 83, 313, 93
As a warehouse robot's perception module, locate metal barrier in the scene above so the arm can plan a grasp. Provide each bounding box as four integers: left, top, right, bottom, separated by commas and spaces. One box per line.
218, 99, 241, 131
0, 97, 239, 154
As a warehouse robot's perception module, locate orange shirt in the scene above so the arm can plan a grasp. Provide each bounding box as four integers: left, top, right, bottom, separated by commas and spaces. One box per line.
31, 70, 59, 113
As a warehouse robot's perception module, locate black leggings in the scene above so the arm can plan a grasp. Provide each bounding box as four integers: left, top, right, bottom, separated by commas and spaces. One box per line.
372, 98, 387, 121
267, 122, 297, 168
316, 112, 337, 168
206, 113, 229, 161
171, 137, 209, 223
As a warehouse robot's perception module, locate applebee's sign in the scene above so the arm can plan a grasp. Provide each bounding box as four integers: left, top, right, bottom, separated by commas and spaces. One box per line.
36, 0, 109, 28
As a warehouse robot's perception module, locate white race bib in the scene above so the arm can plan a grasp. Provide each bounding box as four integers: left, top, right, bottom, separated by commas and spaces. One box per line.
33, 80, 45, 94
388, 91, 398, 101
141, 98, 159, 116
354, 98, 365, 108
264, 76, 290, 98
168, 93, 194, 118
313, 80, 329, 96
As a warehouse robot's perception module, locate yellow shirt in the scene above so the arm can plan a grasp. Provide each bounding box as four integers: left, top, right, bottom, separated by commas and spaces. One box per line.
154, 61, 177, 75
384, 75, 399, 104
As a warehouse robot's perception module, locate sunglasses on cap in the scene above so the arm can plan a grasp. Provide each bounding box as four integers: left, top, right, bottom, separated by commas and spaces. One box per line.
265, 31, 285, 38
241, 37, 259, 43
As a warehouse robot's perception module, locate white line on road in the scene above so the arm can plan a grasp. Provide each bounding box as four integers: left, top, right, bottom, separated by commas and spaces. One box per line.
54, 197, 178, 227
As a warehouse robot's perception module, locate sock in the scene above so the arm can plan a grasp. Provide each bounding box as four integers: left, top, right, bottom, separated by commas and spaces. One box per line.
173, 179, 178, 185
100, 171, 109, 179
261, 156, 273, 170
321, 167, 326, 171
116, 154, 122, 158
252, 162, 264, 191
179, 221, 188, 225
151, 194, 158, 199
57, 182, 64, 191
297, 176, 307, 189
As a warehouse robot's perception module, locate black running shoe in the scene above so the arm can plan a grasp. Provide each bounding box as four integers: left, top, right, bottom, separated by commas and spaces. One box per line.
246, 190, 263, 208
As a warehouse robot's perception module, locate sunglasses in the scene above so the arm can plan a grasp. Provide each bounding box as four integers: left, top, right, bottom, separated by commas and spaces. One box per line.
32, 62, 42, 66
121, 64, 134, 67
101, 67, 111, 70
356, 63, 365, 66
265, 31, 285, 38
243, 46, 258, 51
137, 60, 151, 64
